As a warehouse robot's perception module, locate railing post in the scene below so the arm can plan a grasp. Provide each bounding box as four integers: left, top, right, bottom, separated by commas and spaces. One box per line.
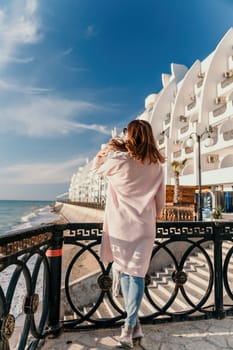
46, 226, 64, 336
213, 222, 225, 319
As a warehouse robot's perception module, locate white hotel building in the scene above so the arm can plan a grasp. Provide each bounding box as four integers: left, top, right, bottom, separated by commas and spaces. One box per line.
69, 28, 233, 215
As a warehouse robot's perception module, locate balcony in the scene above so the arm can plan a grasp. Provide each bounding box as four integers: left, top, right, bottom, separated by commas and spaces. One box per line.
180, 125, 189, 134
158, 135, 165, 145
173, 149, 182, 158
163, 113, 171, 128
212, 103, 227, 118
217, 70, 233, 95
223, 129, 233, 141
202, 154, 220, 172
194, 79, 204, 94
221, 75, 233, 89
197, 79, 204, 88
186, 96, 197, 111
159, 128, 169, 145
178, 124, 190, 139
209, 99, 233, 124
184, 146, 193, 154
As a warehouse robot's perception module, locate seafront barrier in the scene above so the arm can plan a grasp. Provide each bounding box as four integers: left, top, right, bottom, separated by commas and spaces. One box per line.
1, 204, 233, 349
55, 199, 196, 222
53, 201, 104, 223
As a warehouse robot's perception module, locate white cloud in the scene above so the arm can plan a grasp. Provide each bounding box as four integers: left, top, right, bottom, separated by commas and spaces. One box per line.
0, 79, 53, 94
25, 0, 38, 15
85, 25, 98, 39
59, 48, 73, 56
0, 54, 34, 64
0, 95, 111, 137
56, 48, 90, 73
0, 0, 41, 68
0, 158, 86, 185
64, 65, 90, 73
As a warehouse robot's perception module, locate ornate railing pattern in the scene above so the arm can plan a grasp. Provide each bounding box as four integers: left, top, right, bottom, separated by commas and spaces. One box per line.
1, 221, 233, 349
0, 225, 62, 350
161, 206, 194, 221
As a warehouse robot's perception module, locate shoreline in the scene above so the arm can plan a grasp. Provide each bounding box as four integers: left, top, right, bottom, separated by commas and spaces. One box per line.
4, 203, 104, 348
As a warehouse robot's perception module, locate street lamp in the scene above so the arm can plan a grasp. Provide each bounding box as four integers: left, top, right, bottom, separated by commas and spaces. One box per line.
186, 127, 214, 221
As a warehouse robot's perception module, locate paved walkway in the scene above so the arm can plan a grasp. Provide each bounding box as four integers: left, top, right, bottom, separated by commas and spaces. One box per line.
54, 202, 104, 223
43, 204, 233, 349
43, 317, 233, 350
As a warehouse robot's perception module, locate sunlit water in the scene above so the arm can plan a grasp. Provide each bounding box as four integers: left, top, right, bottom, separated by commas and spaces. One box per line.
0, 200, 60, 234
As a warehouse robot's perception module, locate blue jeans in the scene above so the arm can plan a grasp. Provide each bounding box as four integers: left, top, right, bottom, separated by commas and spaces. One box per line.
120, 272, 145, 327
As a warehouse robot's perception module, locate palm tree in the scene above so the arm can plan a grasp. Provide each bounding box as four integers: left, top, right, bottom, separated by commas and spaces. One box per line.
171, 159, 187, 204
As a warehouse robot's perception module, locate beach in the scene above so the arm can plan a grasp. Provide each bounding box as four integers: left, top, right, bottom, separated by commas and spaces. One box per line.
2, 202, 104, 349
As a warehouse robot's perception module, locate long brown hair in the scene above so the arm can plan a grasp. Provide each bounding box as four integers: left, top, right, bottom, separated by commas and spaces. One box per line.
109, 119, 166, 164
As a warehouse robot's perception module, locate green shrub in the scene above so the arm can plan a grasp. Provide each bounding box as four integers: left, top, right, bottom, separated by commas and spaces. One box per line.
212, 206, 224, 219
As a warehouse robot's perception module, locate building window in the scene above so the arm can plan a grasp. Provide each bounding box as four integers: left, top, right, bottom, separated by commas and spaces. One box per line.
224, 191, 233, 213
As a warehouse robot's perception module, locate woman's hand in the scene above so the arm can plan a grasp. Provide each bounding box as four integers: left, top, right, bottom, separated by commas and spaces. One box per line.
96, 145, 110, 158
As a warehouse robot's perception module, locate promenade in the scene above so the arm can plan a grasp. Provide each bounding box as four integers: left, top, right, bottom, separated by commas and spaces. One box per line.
43, 203, 233, 350
44, 317, 233, 350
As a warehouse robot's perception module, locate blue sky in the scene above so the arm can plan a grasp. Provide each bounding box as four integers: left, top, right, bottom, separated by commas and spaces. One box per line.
0, 0, 233, 200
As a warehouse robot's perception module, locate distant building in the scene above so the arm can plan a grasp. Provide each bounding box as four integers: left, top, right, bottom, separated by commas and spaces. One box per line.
69, 28, 233, 215
69, 158, 108, 205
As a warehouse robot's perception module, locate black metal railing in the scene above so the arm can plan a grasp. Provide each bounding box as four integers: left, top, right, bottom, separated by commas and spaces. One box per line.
1, 221, 233, 349
0, 225, 63, 350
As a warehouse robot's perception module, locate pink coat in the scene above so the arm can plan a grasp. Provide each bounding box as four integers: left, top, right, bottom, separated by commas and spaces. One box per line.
92, 152, 165, 277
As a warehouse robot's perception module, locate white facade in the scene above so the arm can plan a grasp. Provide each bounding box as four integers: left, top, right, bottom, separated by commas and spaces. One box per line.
69, 159, 108, 204
68, 28, 233, 213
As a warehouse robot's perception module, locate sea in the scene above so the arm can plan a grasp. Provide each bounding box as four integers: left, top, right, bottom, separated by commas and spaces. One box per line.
0, 200, 61, 323
0, 199, 60, 235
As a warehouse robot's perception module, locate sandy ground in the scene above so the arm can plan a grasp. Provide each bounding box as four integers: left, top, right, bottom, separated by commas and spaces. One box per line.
54, 202, 104, 284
